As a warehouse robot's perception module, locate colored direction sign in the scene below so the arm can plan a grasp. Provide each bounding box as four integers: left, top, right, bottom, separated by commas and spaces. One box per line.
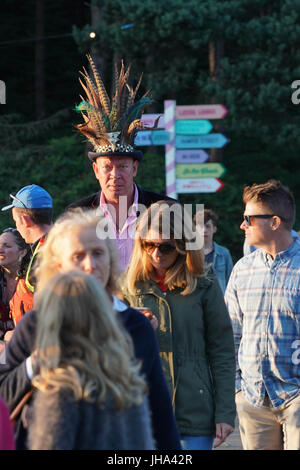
176, 178, 224, 193
175, 104, 228, 120
134, 130, 171, 146
151, 130, 171, 145
141, 113, 165, 128
134, 130, 152, 146
176, 133, 229, 149
175, 119, 213, 135
176, 163, 226, 179
175, 149, 209, 164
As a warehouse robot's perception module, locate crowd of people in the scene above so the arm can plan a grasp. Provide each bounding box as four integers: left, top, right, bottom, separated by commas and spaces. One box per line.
0, 57, 299, 452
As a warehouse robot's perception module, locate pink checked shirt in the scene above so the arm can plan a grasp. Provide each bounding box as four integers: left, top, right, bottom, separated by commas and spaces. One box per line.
99, 184, 139, 272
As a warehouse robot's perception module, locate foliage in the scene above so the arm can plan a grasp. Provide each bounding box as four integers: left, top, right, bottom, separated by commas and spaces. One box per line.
1, 0, 300, 262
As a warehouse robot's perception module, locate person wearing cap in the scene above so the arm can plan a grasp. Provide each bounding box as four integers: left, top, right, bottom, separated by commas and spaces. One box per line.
1, 184, 53, 327
68, 56, 175, 272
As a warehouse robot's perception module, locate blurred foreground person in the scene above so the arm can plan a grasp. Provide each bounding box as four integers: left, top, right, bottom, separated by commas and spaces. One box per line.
0, 396, 15, 450
0, 208, 181, 450
28, 271, 154, 450
122, 200, 236, 450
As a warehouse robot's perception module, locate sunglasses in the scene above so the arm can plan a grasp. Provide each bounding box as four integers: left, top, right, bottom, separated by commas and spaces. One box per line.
2, 228, 18, 233
243, 214, 275, 225
9, 193, 27, 209
141, 241, 177, 255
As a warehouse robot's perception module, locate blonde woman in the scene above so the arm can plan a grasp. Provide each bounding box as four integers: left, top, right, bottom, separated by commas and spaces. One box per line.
28, 271, 154, 450
122, 200, 236, 450
0, 208, 180, 450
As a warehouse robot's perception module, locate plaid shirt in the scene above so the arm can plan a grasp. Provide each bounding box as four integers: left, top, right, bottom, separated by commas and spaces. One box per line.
225, 239, 300, 409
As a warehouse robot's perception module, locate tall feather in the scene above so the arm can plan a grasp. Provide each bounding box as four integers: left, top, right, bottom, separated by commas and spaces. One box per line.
75, 55, 154, 152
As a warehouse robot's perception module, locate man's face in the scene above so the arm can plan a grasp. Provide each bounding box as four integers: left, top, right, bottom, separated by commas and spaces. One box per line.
58, 226, 111, 288
240, 201, 275, 248
93, 156, 138, 202
203, 219, 217, 247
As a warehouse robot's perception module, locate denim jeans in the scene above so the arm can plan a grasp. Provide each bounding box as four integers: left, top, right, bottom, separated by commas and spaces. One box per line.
180, 435, 214, 450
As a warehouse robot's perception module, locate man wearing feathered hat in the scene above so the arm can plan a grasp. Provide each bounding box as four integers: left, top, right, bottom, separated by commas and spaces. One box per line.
69, 56, 174, 271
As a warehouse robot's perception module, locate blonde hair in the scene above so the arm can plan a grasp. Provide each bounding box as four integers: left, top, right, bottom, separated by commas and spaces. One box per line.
125, 200, 205, 296
32, 270, 147, 410
35, 208, 121, 295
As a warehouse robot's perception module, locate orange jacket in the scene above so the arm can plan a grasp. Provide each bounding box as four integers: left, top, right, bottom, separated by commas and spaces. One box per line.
9, 236, 46, 326
9, 279, 33, 325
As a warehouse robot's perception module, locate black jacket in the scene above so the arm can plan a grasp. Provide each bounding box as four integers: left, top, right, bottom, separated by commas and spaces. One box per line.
0, 305, 181, 450
67, 185, 176, 211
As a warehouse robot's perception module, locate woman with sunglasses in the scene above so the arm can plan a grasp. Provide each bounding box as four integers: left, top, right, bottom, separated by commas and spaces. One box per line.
122, 200, 236, 450
0, 228, 29, 344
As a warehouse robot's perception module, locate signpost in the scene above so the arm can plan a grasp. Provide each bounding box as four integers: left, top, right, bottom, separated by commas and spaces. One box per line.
175, 149, 209, 164
141, 113, 164, 128
175, 104, 228, 120
176, 133, 229, 149
136, 102, 229, 195
175, 119, 213, 135
176, 178, 224, 193
176, 163, 226, 179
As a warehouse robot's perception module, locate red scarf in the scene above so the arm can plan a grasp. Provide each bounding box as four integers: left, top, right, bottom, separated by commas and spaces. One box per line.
156, 274, 168, 292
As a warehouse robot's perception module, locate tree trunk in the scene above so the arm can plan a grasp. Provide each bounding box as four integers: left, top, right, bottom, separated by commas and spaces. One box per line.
35, 0, 45, 120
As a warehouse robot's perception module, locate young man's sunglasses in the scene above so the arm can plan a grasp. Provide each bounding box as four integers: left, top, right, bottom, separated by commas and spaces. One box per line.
243, 214, 287, 226
141, 241, 177, 255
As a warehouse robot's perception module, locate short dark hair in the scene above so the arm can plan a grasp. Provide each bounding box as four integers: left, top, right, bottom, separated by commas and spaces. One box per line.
194, 208, 219, 227
243, 179, 295, 230
14, 207, 53, 226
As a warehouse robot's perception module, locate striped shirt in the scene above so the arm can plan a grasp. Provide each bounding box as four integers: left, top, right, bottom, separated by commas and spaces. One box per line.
225, 239, 300, 408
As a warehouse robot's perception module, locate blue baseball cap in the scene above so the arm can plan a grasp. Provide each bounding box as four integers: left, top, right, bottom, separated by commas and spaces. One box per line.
1, 184, 53, 211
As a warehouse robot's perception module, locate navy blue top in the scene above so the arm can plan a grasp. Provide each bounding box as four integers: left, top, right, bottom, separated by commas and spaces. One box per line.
0, 305, 181, 450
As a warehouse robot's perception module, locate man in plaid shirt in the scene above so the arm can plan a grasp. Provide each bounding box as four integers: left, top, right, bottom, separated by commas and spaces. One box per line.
225, 179, 300, 450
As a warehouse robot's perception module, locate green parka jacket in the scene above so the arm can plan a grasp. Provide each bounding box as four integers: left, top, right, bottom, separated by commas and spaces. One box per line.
122, 270, 236, 436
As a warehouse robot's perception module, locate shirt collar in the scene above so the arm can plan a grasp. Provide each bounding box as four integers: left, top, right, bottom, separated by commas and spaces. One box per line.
99, 184, 138, 209
113, 295, 128, 312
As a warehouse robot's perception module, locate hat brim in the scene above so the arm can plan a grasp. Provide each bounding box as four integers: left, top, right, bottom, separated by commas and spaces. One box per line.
88, 150, 143, 163
1, 203, 14, 212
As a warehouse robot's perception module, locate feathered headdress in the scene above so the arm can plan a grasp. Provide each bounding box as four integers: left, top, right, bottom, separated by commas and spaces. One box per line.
75, 54, 157, 162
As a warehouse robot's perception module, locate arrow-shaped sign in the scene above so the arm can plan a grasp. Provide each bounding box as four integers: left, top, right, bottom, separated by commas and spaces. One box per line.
134, 130, 171, 146
134, 131, 152, 146
175, 119, 213, 135
176, 178, 224, 193
141, 113, 165, 128
175, 149, 209, 164
176, 163, 226, 179
151, 130, 171, 146
176, 133, 229, 149
175, 104, 228, 120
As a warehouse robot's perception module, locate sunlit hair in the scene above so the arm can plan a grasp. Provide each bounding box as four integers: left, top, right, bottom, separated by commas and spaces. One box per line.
34, 208, 121, 295
125, 200, 205, 296
243, 179, 295, 230
32, 271, 147, 410
13, 207, 53, 226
